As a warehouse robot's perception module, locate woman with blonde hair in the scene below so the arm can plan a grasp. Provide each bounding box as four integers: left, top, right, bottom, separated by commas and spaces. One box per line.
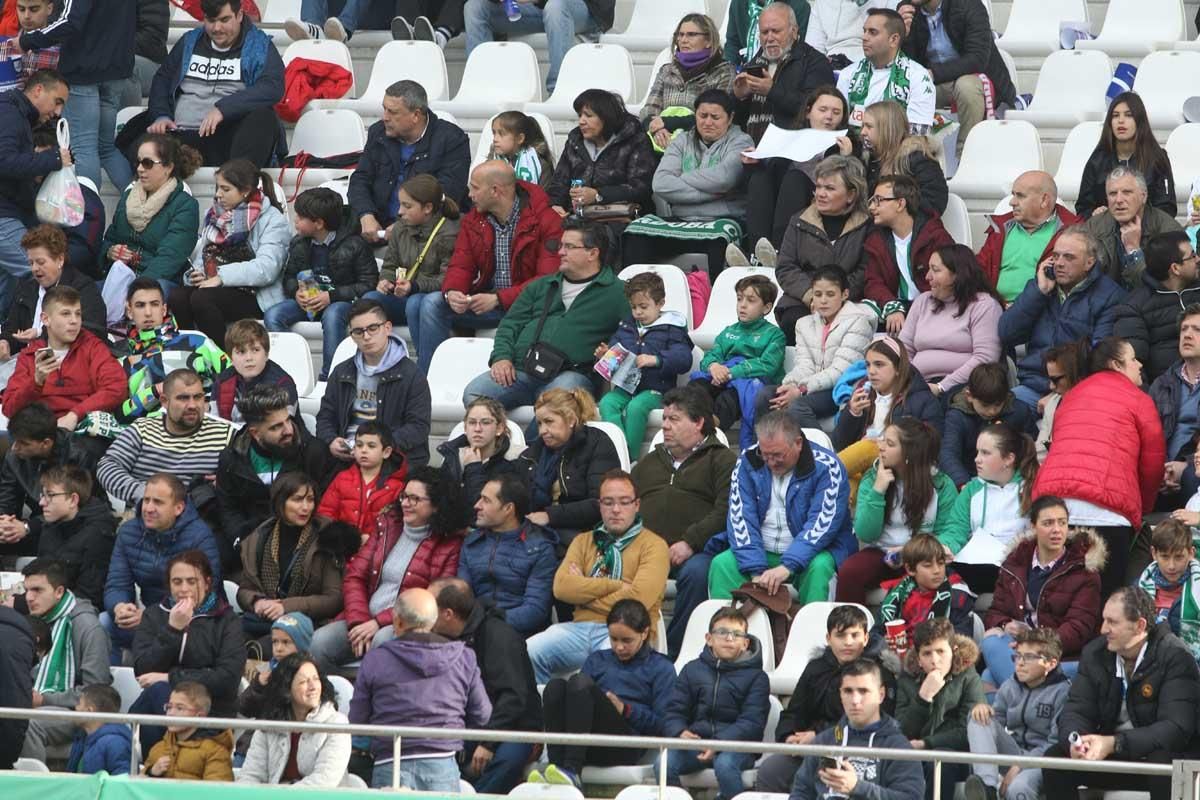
519, 388, 620, 543
437, 396, 523, 507
859, 100, 948, 216
640, 13, 735, 152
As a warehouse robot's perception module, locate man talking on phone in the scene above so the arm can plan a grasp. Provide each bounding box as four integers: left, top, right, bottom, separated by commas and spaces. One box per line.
790, 659, 924, 800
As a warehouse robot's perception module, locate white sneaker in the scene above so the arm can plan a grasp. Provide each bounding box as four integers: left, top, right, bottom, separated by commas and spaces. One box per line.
725, 242, 751, 267
284, 18, 323, 40
754, 237, 778, 268
324, 16, 348, 42
390, 16, 413, 39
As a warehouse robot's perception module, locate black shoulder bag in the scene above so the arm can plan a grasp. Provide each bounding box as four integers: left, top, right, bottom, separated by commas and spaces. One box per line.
522, 282, 572, 381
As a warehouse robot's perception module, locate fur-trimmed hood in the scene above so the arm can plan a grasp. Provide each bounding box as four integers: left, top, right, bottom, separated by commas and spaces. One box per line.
901, 633, 979, 678
1002, 525, 1109, 575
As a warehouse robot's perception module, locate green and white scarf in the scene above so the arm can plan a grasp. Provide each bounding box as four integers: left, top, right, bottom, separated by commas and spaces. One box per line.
34, 590, 77, 695
622, 214, 743, 243
743, 0, 764, 61
846, 54, 915, 114
1138, 561, 1200, 661
590, 519, 644, 580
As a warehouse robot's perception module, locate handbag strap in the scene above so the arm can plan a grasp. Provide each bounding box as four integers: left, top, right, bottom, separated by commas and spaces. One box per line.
529, 279, 558, 347
404, 216, 447, 282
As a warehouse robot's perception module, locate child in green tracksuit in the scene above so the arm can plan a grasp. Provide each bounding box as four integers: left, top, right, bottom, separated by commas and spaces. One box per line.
690, 275, 785, 447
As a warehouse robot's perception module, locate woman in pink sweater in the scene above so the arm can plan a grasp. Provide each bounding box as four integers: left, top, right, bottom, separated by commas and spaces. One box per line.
898, 244, 1003, 399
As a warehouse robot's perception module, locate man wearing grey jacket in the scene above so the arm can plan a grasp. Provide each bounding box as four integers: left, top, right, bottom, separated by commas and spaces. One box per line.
18, 558, 112, 762
965, 628, 1071, 800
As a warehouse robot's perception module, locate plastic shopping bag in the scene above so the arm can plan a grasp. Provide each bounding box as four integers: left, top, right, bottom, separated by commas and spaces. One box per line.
35, 118, 84, 227
102, 260, 136, 329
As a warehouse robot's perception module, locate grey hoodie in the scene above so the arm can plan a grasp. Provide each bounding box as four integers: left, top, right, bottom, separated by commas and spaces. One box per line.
350, 335, 411, 441
36, 598, 112, 708
793, 713, 925, 800
989, 667, 1071, 755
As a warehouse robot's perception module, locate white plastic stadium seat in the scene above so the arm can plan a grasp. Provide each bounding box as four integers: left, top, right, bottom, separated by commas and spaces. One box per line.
997, 0, 1090, 57
311, 41, 449, 113
1074, 0, 1184, 57
449, 420, 528, 457
1005, 51, 1112, 128
110, 666, 142, 712
434, 42, 543, 118
329, 674, 354, 715
691, 267, 782, 349
1166, 124, 1200, 206
649, 427, 729, 449
224, 580, 243, 614
587, 421, 632, 471
509, 783, 585, 800
732, 793, 790, 800
266, 332, 316, 397
1052, 121, 1103, 205
13, 758, 49, 772
947, 121, 1042, 204
769, 603, 873, 694
942, 193, 972, 249
582, 752, 657, 786
289, 109, 368, 158
617, 264, 693, 327
473, 112, 557, 169
459, 779, 479, 794
675, 599, 776, 672
1132, 51, 1200, 130
428, 338, 497, 422
614, 787, 694, 800
679, 696, 782, 790
280, 40, 356, 98
802, 428, 833, 452
116, 106, 146, 138
627, 48, 672, 117
524, 45, 636, 120
261, 0, 302, 24
297, 336, 358, 416
602, 0, 707, 50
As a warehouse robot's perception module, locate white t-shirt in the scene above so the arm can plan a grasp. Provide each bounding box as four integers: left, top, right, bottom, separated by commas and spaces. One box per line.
32, 286, 46, 335
1065, 498, 1132, 528
759, 472, 794, 555
836, 57, 936, 130
866, 393, 893, 440
893, 232, 919, 301
560, 276, 593, 310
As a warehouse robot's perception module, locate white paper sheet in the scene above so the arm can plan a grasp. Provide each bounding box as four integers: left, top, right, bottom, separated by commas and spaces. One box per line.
742, 126, 847, 163
953, 533, 1008, 565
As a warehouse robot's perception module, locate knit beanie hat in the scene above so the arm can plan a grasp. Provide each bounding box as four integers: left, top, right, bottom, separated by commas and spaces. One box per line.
271, 612, 314, 654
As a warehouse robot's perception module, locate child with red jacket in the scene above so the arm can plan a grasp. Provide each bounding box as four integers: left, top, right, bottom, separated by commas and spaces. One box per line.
316, 422, 407, 544
3, 286, 126, 428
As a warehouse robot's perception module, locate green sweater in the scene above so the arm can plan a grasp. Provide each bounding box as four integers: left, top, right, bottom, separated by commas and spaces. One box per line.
100, 182, 200, 283
699, 317, 786, 383
489, 267, 630, 367
854, 468, 958, 547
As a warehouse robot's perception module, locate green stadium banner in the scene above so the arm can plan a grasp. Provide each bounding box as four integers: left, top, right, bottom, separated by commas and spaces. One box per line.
0, 771, 404, 799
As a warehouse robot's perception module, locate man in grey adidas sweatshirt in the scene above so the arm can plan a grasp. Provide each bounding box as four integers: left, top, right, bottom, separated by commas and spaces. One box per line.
965, 629, 1071, 800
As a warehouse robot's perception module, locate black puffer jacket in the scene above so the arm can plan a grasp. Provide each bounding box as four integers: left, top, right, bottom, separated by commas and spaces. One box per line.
135, 0, 170, 63
133, 597, 246, 717
1, 266, 108, 355
1075, 147, 1177, 220
775, 639, 897, 740
518, 424, 621, 533
0, 607, 34, 770
865, 150, 949, 217
281, 209, 378, 302
0, 430, 100, 553
1113, 273, 1200, 385
437, 433, 520, 508
1058, 622, 1200, 759
37, 496, 118, 610
454, 603, 543, 733
775, 205, 872, 315
545, 115, 657, 211
898, 0, 1016, 106
832, 368, 946, 449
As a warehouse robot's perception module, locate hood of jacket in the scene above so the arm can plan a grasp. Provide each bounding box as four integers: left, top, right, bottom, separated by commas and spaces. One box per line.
375, 631, 468, 677
437, 432, 522, 465
698, 634, 766, 672
177, 727, 236, 749
87, 722, 133, 746
902, 633, 979, 677
829, 712, 910, 748
130, 500, 205, 548
949, 387, 1016, 419
797, 204, 871, 240
354, 333, 409, 376
1003, 526, 1109, 574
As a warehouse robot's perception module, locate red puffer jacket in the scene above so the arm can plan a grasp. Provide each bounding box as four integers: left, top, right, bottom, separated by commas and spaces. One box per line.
340, 510, 462, 627
440, 182, 562, 310
316, 458, 408, 536
1033, 370, 1165, 528
3, 330, 127, 420
985, 528, 1106, 656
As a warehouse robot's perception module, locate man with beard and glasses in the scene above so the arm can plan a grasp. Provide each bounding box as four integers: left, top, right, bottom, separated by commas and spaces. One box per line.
97, 369, 234, 510
216, 383, 333, 566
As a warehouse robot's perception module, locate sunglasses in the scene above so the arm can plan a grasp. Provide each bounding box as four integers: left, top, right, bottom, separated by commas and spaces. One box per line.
137, 158, 165, 171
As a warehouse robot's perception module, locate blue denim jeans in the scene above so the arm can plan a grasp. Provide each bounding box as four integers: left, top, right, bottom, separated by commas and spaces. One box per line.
467, 741, 534, 793
99, 610, 136, 666
463, 0, 599, 92
0, 217, 30, 318
63, 79, 133, 190
659, 748, 755, 799
666, 553, 714, 660
372, 755, 461, 791
263, 298, 352, 380
464, 367, 595, 439
981, 632, 1080, 687
301, 0, 366, 30
1011, 383, 1043, 413
525, 621, 610, 683
404, 290, 504, 375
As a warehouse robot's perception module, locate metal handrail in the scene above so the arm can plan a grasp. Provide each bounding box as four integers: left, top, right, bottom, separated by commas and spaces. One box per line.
0, 705, 1180, 796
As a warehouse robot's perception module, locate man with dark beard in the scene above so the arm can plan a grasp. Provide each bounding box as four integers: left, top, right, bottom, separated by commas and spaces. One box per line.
215, 384, 333, 568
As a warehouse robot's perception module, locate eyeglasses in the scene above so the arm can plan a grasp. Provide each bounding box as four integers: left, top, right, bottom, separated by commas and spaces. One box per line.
1182, 252, 1200, 263
400, 493, 430, 504
868, 195, 899, 206
349, 322, 386, 339
599, 498, 637, 508
465, 418, 497, 427
1013, 653, 1047, 664
1047, 373, 1067, 385
136, 158, 164, 170
558, 242, 595, 252
675, 30, 706, 39
39, 490, 70, 501
709, 628, 748, 641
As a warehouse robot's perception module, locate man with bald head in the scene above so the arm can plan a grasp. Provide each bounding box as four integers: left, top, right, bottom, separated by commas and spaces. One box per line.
977, 170, 1082, 303
1084, 167, 1183, 290
408, 160, 563, 373
349, 586, 493, 791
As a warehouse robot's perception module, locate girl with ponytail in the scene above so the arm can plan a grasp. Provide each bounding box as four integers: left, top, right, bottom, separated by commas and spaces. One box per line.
169, 158, 290, 350
939, 422, 1039, 593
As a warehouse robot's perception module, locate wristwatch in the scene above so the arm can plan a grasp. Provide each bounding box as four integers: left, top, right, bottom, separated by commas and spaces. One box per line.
595, 192, 604, 204
1113, 732, 1126, 756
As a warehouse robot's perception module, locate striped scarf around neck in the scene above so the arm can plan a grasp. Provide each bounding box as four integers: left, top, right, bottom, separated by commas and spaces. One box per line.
261, 521, 316, 599
34, 589, 77, 695
590, 518, 643, 580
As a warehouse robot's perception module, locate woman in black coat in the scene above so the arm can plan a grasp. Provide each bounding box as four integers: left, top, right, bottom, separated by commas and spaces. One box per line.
438, 397, 521, 508
1076, 92, 1176, 219
518, 388, 620, 545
